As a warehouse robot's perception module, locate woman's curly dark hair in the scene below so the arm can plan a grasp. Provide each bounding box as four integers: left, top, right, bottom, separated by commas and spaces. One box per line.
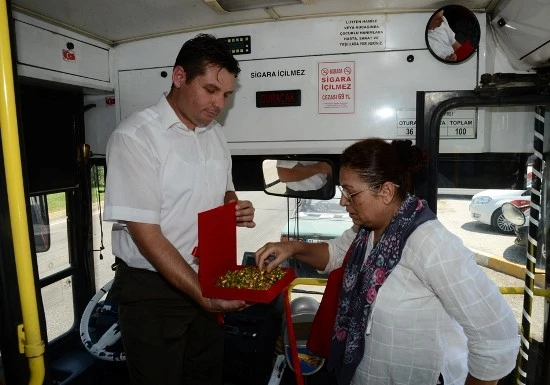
340, 138, 427, 198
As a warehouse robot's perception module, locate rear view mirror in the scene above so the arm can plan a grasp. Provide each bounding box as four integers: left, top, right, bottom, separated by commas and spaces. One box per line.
30, 195, 50, 252
425, 5, 480, 64
262, 158, 336, 200
501, 202, 527, 227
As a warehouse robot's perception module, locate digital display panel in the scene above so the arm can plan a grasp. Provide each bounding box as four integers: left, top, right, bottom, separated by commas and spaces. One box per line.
218, 36, 251, 55
256, 89, 302, 108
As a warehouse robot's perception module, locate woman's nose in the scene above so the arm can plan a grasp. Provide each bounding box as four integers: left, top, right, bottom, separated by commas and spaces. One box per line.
339, 196, 347, 207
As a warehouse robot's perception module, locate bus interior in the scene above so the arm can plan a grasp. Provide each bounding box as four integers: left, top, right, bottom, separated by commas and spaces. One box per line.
0, 0, 550, 384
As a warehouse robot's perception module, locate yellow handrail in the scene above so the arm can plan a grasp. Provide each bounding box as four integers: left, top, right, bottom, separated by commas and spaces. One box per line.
0, 3, 45, 384
289, 277, 327, 291
500, 286, 550, 298
289, 279, 550, 297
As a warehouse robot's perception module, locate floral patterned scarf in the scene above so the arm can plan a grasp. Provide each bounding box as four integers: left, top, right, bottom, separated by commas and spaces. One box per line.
327, 194, 436, 385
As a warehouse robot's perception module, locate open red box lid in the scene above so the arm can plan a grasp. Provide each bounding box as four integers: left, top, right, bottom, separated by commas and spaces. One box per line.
455, 39, 474, 61
197, 201, 295, 303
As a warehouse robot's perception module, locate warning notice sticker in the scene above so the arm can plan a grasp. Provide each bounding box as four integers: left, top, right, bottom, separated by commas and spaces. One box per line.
318, 61, 355, 114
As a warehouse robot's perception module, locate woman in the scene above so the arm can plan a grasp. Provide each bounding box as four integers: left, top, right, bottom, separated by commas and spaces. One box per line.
256, 138, 519, 385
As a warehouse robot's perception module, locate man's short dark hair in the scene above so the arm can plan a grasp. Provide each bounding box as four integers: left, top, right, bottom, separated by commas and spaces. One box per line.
174, 33, 241, 83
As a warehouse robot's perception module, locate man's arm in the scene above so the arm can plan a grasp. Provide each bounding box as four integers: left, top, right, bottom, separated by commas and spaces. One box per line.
224, 191, 238, 203
277, 162, 331, 182
125, 221, 246, 312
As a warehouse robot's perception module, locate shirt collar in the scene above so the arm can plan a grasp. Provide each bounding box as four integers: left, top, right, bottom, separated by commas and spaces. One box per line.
156, 93, 215, 134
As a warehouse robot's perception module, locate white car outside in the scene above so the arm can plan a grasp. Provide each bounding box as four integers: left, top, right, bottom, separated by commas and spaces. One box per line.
469, 189, 531, 234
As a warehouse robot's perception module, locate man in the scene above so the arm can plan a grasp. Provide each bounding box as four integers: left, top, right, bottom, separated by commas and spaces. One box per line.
427, 10, 462, 61
276, 160, 333, 199
104, 34, 255, 385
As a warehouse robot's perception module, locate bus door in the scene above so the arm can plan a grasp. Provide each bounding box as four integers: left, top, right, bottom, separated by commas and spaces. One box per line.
416, 78, 550, 385
0, 80, 97, 384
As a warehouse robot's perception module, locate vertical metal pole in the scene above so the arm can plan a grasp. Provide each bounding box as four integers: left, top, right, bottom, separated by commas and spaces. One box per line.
0, 2, 46, 383
542, 109, 550, 385
517, 106, 544, 384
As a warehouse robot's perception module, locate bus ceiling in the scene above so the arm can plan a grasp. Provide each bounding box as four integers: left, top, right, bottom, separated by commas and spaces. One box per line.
9, 0, 500, 45
8, 0, 550, 69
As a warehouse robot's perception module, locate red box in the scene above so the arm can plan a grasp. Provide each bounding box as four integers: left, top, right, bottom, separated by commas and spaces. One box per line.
197, 201, 295, 303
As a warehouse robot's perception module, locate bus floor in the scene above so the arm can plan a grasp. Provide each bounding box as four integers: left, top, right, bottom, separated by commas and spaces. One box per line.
47, 344, 542, 385
49, 324, 546, 385
276, 366, 517, 385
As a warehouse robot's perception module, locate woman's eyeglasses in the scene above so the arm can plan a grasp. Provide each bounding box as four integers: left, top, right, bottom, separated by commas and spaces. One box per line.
338, 185, 376, 201
338, 183, 400, 202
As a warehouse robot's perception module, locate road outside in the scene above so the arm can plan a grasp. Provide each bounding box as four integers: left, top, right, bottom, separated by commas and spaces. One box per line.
42, 191, 545, 343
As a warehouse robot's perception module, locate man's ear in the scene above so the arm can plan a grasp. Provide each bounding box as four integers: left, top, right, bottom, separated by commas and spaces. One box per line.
172, 65, 186, 88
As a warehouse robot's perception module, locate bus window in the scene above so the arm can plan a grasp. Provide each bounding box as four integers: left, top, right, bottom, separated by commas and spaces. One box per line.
30, 195, 50, 252
33, 192, 73, 340
36, 194, 70, 278
41, 280, 75, 341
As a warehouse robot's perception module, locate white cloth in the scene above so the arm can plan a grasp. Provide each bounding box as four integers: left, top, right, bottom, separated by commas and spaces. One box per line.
104, 94, 234, 272
276, 160, 327, 191
427, 17, 457, 60
324, 221, 520, 385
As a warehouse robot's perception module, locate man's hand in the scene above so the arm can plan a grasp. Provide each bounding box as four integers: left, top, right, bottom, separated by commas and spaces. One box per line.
225, 192, 256, 228
445, 53, 457, 61
203, 297, 247, 312
234, 200, 256, 228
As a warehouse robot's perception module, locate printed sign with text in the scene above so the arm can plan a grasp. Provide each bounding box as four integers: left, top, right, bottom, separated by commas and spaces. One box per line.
396, 108, 476, 139
318, 61, 355, 114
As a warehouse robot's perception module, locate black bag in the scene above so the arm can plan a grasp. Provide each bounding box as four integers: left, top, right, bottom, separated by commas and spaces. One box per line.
223, 252, 284, 385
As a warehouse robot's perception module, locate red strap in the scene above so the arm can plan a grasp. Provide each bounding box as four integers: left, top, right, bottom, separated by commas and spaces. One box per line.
191, 246, 199, 258
306, 239, 354, 357
284, 288, 304, 385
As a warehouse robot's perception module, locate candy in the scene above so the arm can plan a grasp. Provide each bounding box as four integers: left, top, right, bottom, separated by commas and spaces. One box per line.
216, 266, 286, 290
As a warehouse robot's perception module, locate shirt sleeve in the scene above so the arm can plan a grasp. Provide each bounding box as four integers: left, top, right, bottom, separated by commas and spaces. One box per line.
443, 18, 457, 45
409, 220, 520, 381
322, 226, 357, 273
226, 155, 235, 192
104, 129, 161, 224
276, 160, 297, 169
215, 126, 235, 193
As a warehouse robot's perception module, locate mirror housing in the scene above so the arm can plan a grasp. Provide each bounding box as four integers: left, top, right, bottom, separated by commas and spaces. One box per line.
502, 201, 527, 226
425, 5, 480, 64
262, 157, 336, 200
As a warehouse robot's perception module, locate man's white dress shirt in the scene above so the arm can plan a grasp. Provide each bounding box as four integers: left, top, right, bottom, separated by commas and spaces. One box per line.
104, 94, 234, 272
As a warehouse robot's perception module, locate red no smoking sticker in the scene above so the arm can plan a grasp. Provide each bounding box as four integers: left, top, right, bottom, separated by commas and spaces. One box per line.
318, 61, 355, 114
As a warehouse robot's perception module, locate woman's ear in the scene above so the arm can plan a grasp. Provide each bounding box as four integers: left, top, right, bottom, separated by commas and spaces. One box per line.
380, 181, 396, 204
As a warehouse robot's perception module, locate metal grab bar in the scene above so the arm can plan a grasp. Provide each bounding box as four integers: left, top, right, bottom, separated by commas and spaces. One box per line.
0, 3, 45, 384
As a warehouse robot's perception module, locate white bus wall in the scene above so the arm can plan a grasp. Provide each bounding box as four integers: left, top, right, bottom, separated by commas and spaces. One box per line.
10, 11, 118, 157
83, 95, 116, 157
12, 11, 115, 92
12, 11, 537, 158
